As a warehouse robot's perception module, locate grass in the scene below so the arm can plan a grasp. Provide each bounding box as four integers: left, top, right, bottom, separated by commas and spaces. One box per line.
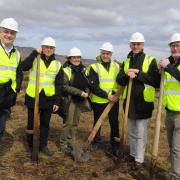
0, 79, 170, 180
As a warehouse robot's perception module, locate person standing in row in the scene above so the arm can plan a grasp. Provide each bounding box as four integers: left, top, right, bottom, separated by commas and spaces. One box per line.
59, 47, 89, 153
22, 37, 62, 156
0, 18, 23, 140
88, 42, 121, 156
116, 32, 160, 170
159, 33, 180, 180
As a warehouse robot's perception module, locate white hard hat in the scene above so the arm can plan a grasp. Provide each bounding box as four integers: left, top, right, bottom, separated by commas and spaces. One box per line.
0, 18, 19, 32
41, 37, 56, 47
130, 32, 145, 43
169, 33, 180, 44
68, 47, 82, 57
100, 42, 114, 52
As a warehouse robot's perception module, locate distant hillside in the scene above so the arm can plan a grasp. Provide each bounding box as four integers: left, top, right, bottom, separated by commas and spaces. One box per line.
16, 46, 95, 66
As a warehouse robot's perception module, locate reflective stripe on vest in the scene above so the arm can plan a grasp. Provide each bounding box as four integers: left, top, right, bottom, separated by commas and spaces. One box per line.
0, 45, 20, 92
123, 54, 156, 102
162, 65, 180, 111
26, 58, 61, 98
63, 67, 72, 81
90, 61, 120, 103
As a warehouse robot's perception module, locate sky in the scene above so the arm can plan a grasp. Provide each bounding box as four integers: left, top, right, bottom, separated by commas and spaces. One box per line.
0, 0, 180, 61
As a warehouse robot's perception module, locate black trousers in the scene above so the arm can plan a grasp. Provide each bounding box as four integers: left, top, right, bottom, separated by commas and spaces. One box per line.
91, 102, 120, 147
27, 108, 52, 149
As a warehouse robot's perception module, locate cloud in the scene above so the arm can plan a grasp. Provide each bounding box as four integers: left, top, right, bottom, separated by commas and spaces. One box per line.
168, 8, 180, 21
0, 0, 179, 60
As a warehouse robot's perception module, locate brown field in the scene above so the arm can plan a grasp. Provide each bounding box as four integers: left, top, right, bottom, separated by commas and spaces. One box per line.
0, 76, 170, 180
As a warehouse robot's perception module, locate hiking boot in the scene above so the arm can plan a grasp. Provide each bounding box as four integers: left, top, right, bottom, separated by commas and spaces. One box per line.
131, 161, 143, 171
39, 147, 53, 156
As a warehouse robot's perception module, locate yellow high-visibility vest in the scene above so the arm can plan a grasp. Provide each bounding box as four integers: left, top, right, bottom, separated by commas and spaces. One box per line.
26, 58, 61, 98
162, 64, 180, 111
63, 66, 72, 81
123, 54, 157, 102
89, 61, 120, 103
0, 45, 20, 92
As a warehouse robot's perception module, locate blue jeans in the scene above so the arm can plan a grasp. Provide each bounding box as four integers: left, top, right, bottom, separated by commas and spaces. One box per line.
0, 108, 10, 136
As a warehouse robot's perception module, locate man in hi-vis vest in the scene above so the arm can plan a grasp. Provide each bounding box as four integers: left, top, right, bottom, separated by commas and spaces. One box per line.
116, 32, 160, 170
22, 37, 62, 156
159, 33, 180, 180
88, 42, 121, 157
0, 18, 23, 140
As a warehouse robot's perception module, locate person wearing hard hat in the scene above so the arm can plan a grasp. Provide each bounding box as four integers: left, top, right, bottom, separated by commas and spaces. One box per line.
87, 42, 121, 157
116, 32, 160, 170
22, 37, 62, 156
159, 33, 180, 179
0, 18, 23, 140
59, 47, 89, 154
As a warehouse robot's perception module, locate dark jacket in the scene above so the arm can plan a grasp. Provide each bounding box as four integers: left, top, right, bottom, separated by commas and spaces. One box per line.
58, 61, 89, 117
0, 43, 23, 109
165, 56, 180, 81
88, 58, 120, 99
116, 51, 160, 120
21, 50, 62, 109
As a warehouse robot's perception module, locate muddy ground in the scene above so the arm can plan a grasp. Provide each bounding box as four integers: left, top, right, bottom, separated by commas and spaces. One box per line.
0, 78, 170, 180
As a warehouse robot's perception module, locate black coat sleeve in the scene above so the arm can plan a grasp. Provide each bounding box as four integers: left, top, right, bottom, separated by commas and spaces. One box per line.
15, 57, 23, 93
21, 50, 39, 71
165, 63, 180, 81
88, 66, 108, 98
136, 59, 161, 88
116, 62, 129, 86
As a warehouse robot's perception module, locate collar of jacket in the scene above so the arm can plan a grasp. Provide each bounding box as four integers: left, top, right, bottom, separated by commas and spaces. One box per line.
127, 50, 144, 59
0, 40, 16, 54
41, 53, 55, 62
69, 62, 85, 73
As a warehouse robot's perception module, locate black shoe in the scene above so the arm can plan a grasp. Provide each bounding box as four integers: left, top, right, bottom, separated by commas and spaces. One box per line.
90, 142, 101, 151
131, 161, 143, 171
127, 155, 135, 163
40, 147, 53, 156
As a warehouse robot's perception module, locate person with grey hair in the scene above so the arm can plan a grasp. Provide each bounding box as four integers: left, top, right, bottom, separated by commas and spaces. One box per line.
88, 42, 121, 157
159, 33, 180, 180
116, 32, 160, 170
0, 18, 23, 140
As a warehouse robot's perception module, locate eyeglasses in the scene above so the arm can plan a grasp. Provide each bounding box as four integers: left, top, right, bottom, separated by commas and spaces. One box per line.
170, 44, 180, 49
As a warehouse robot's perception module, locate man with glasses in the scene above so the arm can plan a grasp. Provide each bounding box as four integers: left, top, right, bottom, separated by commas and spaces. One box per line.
159, 33, 180, 180
22, 37, 62, 156
116, 32, 160, 170
0, 18, 23, 140
88, 42, 121, 157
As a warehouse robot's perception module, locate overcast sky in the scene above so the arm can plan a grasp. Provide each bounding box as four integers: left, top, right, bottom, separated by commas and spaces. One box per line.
0, 0, 180, 61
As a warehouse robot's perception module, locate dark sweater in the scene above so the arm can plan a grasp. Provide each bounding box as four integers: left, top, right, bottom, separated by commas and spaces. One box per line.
62, 61, 89, 102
